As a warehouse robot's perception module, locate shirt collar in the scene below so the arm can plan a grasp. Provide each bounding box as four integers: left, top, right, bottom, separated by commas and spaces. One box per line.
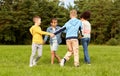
50, 26, 58, 30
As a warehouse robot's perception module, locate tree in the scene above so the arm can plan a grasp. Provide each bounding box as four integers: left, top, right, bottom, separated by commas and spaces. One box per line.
0, 0, 120, 45
0, 0, 68, 44
75, 0, 119, 44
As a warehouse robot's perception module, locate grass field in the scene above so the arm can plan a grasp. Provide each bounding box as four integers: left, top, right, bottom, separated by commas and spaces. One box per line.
0, 45, 120, 76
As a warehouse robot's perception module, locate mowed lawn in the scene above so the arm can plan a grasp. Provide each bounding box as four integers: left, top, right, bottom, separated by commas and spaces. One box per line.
0, 45, 120, 76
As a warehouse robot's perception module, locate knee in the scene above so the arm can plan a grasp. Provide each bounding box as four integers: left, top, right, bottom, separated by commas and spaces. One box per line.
51, 51, 55, 55
38, 53, 42, 57
67, 51, 73, 56
68, 48, 73, 52
37, 55, 41, 58
31, 53, 35, 57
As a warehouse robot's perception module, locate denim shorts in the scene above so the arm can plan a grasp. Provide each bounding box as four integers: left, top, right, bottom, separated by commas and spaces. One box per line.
50, 40, 58, 51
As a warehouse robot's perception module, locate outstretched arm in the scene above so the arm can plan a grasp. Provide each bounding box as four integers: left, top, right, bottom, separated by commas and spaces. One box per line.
79, 26, 83, 37
54, 27, 66, 35
35, 27, 51, 35
44, 28, 50, 43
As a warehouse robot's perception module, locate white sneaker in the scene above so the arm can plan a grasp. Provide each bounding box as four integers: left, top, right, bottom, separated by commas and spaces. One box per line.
60, 59, 65, 67
33, 59, 36, 66
29, 64, 33, 67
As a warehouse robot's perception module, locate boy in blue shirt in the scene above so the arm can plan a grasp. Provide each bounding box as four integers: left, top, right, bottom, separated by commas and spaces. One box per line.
44, 18, 62, 64
53, 10, 82, 67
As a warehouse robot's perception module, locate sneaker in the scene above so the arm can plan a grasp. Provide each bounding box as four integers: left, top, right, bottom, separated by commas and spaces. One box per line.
87, 64, 91, 65
75, 65, 80, 67
29, 64, 33, 67
85, 62, 91, 65
33, 59, 36, 66
60, 58, 66, 67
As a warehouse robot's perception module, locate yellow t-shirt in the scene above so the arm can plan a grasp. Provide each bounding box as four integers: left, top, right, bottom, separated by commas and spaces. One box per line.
30, 25, 50, 44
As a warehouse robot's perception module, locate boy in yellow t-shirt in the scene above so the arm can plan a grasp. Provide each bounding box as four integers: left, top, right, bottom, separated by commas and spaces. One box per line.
29, 16, 54, 67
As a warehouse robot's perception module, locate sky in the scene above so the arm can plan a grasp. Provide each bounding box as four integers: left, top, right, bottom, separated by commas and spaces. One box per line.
59, 0, 75, 8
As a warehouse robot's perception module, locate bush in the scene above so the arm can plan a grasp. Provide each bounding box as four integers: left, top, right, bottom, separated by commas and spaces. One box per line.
106, 38, 118, 46
117, 38, 120, 45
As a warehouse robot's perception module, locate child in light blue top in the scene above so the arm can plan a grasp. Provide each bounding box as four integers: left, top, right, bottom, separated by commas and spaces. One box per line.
53, 10, 82, 67
54, 18, 82, 39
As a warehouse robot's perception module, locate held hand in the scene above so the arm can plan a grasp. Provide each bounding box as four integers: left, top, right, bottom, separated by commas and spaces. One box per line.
78, 35, 82, 39
43, 41, 46, 44
50, 33, 55, 38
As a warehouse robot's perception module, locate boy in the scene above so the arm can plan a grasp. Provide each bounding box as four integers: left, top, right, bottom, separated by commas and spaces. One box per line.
80, 11, 91, 65
44, 18, 61, 64
29, 16, 54, 67
53, 10, 82, 67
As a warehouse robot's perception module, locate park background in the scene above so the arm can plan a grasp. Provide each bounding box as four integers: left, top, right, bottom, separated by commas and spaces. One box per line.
0, 0, 120, 76
0, 0, 120, 45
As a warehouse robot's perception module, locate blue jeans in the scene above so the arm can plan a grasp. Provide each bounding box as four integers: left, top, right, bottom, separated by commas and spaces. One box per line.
81, 38, 90, 64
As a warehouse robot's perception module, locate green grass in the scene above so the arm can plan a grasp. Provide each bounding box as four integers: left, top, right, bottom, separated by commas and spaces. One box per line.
0, 45, 120, 76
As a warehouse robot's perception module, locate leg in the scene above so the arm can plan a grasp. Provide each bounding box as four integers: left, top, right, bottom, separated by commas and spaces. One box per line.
53, 43, 61, 63
54, 52, 61, 63
60, 40, 73, 66
50, 43, 56, 64
51, 41, 61, 64
29, 43, 37, 66
81, 38, 87, 62
72, 39, 79, 67
64, 40, 73, 61
81, 38, 90, 63
51, 51, 55, 64
35, 44, 42, 63
86, 38, 90, 63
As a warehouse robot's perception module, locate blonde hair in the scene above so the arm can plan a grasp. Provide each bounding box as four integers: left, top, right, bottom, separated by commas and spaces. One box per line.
70, 10, 77, 17
33, 16, 40, 23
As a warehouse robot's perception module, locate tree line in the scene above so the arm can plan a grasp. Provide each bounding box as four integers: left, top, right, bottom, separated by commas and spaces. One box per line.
0, 0, 120, 45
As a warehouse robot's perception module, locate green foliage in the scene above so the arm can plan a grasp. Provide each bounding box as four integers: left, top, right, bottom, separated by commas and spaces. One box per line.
75, 0, 120, 45
0, 0, 120, 45
0, 0, 68, 44
106, 38, 118, 46
117, 38, 120, 45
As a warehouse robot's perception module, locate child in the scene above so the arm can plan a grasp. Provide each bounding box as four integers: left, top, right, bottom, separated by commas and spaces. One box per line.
29, 16, 53, 67
80, 11, 91, 65
44, 18, 61, 64
53, 10, 82, 67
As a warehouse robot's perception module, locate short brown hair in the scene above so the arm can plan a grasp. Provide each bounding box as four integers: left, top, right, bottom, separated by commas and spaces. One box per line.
80, 11, 91, 20
33, 16, 40, 22
50, 18, 57, 23
70, 10, 77, 17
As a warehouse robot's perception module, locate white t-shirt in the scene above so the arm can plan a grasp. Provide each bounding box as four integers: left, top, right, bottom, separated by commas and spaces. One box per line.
81, 20, 91, 38
52, 28, 57, 42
